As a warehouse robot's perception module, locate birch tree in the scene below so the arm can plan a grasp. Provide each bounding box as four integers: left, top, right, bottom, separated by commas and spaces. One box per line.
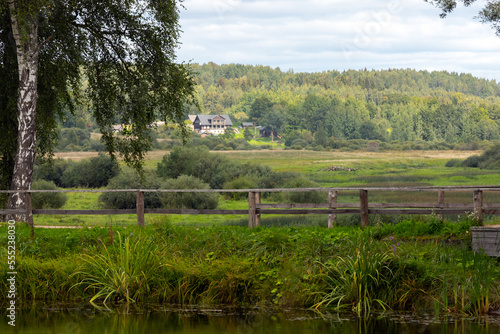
0, 0, 196, 222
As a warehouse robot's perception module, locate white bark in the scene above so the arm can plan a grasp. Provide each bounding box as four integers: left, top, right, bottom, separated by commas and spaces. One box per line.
7, 1, 39, 224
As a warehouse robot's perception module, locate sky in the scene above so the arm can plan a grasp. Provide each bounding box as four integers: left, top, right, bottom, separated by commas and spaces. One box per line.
176, 0, 500, 82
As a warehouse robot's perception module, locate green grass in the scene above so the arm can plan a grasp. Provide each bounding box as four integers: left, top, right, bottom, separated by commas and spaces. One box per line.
1, 220, 498, 315
44, 149, 500, 227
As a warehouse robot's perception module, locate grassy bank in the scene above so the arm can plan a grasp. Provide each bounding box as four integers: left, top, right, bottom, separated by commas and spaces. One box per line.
1, 218, 498, 315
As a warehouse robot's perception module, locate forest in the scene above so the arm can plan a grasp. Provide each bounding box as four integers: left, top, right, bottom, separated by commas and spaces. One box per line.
188, 63, 500, 144
58, 63, 500, 153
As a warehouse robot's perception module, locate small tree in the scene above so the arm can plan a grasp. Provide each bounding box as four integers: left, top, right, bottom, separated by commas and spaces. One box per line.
222, 127, 236, 139
243, 126, 253, 141
31, 180, 67, 209
160, 175, 219, 209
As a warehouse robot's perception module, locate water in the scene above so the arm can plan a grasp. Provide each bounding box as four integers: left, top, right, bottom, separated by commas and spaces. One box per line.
2, 305, 500, 333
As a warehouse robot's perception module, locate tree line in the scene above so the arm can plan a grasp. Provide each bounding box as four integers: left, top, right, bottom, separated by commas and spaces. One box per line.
190, 63, 500, 144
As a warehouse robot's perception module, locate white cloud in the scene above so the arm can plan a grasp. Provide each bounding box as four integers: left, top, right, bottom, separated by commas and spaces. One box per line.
177, 0, 500, 81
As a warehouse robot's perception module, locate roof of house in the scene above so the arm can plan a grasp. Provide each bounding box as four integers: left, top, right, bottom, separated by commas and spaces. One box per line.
192, 115, 233, 126
241, 122, 254, 127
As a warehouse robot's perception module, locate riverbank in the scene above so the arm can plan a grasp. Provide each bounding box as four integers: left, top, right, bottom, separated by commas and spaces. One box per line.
0, 218, 498, 316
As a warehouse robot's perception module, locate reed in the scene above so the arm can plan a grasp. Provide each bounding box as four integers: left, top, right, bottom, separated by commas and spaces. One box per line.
72, 231, 159, 304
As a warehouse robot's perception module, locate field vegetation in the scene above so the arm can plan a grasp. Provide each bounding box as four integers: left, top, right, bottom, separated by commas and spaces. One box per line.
0, 218, 497, 316
23, 147, 500, 227
2, 147, 500, 316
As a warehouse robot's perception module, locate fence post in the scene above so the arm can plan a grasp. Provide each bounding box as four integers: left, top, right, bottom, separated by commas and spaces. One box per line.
26, 191, 34, 238
255, 192, 261, 227
249, 191, 256, 228
328, 190, 337, 228
474, 190, 483, 226
360, 189, 369, 227
137, 191, 145, 227
438, 189, 445, 221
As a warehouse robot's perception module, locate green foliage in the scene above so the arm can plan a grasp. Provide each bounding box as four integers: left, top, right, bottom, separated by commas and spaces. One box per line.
33, 158, 69, 187
315, 238, 393, 315
99, 170, 163, 209
73, 231, 159, 303
0, 0, 197, 205
278, 175, 326, 203
61, 154, 119, 188
223, 175, 260, 200
157, 147, 276, 190
457, 143, 500, 169
31, 180, 68, 209
160, 175, 219, 209
190, 63, 500, 145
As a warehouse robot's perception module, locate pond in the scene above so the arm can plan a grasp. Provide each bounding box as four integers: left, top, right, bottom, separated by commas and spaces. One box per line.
2, 305, 500, 334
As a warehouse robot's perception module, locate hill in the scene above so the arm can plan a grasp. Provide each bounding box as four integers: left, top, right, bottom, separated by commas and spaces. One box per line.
189, 63, 500, 144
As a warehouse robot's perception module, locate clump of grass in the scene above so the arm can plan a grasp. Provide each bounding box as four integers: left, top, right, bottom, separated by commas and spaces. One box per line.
314, 237, 394, 315
72, 231, 159, 304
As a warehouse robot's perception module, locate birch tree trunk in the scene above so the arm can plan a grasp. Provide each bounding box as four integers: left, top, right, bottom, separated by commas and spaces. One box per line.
7, 1, 39, 227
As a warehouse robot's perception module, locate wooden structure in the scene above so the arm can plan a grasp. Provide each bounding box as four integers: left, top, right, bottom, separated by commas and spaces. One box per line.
1, 186, 500, 229
471, 226, 500, 257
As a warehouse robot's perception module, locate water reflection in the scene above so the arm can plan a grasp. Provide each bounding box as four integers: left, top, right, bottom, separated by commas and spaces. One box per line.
2, 305, 500, 333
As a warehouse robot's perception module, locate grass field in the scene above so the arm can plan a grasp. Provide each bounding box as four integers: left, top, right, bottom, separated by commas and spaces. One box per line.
44, 149, 500, 227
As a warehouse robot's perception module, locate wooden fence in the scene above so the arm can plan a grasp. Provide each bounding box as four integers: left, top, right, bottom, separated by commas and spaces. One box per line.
1, 186, 500, 229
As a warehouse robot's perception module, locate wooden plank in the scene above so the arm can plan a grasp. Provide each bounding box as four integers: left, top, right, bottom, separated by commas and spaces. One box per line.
474, 190, 484, 226
0, 209, 26, 215
258, 209, 361, 215
368, 209, 472, 215
1, 185, 500, 194
255, 192, 261, 227
360, 190, 369, 227
25, 192, 34, 237
33, 209, 137, 215
328, 190, 337, 228
145, 209, 249, 215
438, 189, 445, 221
137, 191, 145, 228
249, 191, 256, 228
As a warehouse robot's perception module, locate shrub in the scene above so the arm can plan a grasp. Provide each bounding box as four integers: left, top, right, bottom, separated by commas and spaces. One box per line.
279, 175, 326, 203
33, 158, 69, 187
445, 158, 463, 168
99, 170, 163, 209
462, 155, 482, 168
160, 175, 219, 209
31, 180, 68, 209
224, 175, 260, 200
61, 154, 119, 188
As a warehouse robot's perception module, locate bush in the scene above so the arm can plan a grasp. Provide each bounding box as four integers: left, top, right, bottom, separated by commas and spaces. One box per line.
99, 170, 163, 209
61, 154, 119, 188
445, 158, 463, 168
160, 175, 219, 209
224, 175, 260, 200
31, 180, 68, 209
33, 158, 69, 187
462, 155, 482, 168
277, 175, 326, 203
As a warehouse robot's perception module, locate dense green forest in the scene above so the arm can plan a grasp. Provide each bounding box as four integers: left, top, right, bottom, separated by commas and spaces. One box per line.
188, 63, 500, 144
57, 63, 500, 152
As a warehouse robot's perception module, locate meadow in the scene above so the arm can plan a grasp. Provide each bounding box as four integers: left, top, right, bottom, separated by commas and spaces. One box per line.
41, 149, 500, 227
2, 148, 500, 315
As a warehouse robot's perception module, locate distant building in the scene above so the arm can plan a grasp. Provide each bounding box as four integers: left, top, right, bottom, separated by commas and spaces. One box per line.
189, 115, 233, 135
241, 122, 254, 128
256, 126, 277, 138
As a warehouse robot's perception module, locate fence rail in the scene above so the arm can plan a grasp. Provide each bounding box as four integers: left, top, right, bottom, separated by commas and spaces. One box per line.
1, 186, 500, 229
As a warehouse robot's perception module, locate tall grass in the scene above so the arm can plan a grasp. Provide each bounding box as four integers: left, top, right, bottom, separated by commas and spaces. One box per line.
72, 231, 159, 304
314, 237, 394, 315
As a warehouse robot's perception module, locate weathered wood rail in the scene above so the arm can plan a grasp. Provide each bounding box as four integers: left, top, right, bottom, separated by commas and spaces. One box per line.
1, 186, 500, 228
